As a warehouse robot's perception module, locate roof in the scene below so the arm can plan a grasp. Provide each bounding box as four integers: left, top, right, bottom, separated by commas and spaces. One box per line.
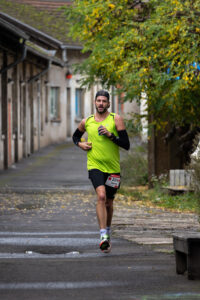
0, 12, 64, 49
14, 0, 72, 11
26, 43, 65, 67
0, 0, 81, 48
0, 13, 65, 67
0, 17, 29, 40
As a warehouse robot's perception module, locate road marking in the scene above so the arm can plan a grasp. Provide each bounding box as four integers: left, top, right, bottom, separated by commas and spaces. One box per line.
140, 294, 200, 300
0, 237, 97, 246
0, 251, 129, 259
0, 231, 98, 236
0, 231, 118, 257
0, 281, 123, 290
0, 185, 92, 191
0, 252, 103, 259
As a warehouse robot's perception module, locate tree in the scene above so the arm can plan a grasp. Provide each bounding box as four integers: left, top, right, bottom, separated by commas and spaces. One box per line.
64, 0, 200, 129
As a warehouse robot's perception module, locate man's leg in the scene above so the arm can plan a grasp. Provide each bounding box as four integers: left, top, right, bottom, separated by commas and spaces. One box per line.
88, 169, 113, 252
105, 184, 118, 230
96, 185, 107, 229
104, 185, 119, 247
106, 198, 113, 228
95, 185, 111, 252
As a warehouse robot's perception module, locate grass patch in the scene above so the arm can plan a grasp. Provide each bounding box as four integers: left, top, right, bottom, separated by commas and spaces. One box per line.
147, 188, 199, 213
118, 185, 200, 213
118, 187, 145, 201
120, 144, 148, 186
119, 136, 199, 214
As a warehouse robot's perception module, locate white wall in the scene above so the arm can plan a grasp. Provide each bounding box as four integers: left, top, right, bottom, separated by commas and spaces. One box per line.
41, 65, 68, 146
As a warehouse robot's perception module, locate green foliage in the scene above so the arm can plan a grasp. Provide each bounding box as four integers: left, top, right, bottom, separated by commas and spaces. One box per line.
147, 172, 199, 213
191, 159, 200, 195
119, 184, 199, 213
64, 0, 200, 129
118, 188, 144, 202
148, 188, 199, 213
120, 144, 148, 186
123, 113, 143, 137
150, 174, 168, 189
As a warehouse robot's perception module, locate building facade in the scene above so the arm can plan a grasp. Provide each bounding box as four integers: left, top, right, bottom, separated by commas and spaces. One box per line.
0, 11, 139, 170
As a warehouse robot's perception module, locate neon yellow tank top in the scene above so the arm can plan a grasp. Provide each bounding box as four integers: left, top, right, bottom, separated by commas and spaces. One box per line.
85, 113, 120, 173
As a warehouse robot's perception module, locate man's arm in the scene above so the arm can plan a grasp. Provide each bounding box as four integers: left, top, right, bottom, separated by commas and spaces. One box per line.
72, 119, 92, 151
112, 114, 130, 150
98, 114, 130, 150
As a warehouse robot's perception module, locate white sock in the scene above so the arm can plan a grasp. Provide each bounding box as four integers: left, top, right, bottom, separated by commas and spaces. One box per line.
100, 229, 107, 237
106, 227, 111, 236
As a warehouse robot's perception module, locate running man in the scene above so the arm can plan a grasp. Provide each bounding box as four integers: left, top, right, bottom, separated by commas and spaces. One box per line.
72, 90, 130, 253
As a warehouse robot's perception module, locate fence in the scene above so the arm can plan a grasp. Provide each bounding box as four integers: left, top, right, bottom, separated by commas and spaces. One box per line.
169, 169, 193, 190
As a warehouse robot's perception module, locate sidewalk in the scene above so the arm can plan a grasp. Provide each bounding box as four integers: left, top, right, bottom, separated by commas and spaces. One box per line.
0, 142, 90, 192
0, 191, 200, 299
113, 196, 200, 253
0, 141, 199, 252
0, 142, 200, 299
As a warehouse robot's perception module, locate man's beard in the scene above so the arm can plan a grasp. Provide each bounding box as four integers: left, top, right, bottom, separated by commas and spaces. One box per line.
96, 106, 108, 114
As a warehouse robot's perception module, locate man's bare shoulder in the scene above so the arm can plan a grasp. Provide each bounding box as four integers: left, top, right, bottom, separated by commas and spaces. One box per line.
114, 113, 124, 121
114, 114, 125, 124
78, 114, 95, 131
114, 114, 126, 130
78, 118, 86, 132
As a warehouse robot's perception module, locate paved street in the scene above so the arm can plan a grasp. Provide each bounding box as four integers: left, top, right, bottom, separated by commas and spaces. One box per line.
0, 143, 90, 192
0, 142, 200, 300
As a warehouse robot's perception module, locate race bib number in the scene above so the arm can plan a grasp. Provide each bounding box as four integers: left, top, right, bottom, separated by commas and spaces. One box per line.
105, 174, 120, 189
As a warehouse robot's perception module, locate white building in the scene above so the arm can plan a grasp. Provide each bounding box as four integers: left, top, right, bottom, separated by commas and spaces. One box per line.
0, 6, 139, 170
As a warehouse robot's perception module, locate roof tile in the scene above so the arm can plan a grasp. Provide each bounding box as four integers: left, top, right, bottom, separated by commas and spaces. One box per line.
15, 0, 72, 11
0, 0, 80, 46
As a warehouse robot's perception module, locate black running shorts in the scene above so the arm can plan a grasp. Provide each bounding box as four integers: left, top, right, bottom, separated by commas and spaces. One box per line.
88, 169, 120, 199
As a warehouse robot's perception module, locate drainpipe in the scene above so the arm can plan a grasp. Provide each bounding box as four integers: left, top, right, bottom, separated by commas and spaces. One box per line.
27, 60, 51, 84
0, 40, 27, 74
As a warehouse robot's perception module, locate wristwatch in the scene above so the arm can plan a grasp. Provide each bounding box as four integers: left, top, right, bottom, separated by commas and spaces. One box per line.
109, 133, 116, 140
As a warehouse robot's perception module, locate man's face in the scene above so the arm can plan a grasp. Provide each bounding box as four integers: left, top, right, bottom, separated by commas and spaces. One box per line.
95, 96, 110, 114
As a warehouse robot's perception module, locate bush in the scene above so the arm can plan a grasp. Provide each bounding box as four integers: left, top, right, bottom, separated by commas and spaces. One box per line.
120, 144, 148, 186
187, 160, 200, 217
189, 160, 200, 194
123, 113, 143, 138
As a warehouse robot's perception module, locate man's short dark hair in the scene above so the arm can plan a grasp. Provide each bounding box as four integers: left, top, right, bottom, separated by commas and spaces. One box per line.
95, 90, 110, 101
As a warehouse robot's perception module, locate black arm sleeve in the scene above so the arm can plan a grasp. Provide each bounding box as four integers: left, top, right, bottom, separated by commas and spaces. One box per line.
72, 128, 84, 146
109, 130, 130, 150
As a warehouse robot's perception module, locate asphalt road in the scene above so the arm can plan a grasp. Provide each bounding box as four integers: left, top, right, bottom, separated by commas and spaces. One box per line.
0, 142, 200, 300
0, 142, 90, 192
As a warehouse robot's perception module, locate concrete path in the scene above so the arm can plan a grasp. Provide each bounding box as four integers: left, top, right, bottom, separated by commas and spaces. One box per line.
113, 198, 200, 253
0, 142, 90, 191
0, 142, 200, 300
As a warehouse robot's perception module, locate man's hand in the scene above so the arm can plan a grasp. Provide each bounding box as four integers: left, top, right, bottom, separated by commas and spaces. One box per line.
78, 142, 92, 151
98, 125, 112, 138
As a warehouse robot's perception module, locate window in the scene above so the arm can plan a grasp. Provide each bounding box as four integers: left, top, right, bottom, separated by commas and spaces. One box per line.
75, 88, 84, 119
50, 87, 60, 120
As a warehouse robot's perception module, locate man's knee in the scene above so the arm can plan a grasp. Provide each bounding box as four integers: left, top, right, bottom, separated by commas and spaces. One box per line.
97, 191, 106, 202
96, 187, 106, 203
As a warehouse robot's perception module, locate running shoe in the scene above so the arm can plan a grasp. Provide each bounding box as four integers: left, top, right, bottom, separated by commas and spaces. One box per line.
99, 234, 111, 253
103, 241, 111, 253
